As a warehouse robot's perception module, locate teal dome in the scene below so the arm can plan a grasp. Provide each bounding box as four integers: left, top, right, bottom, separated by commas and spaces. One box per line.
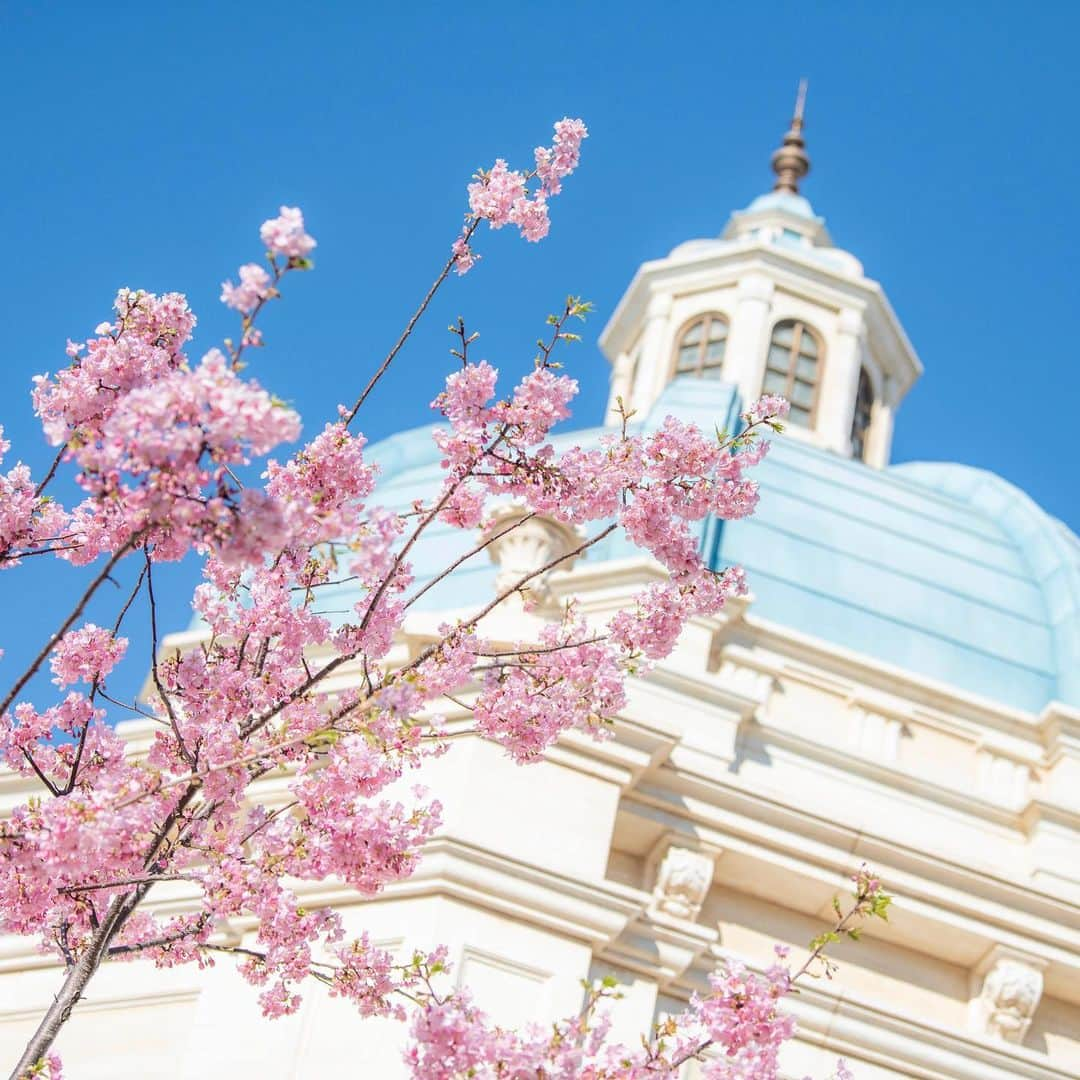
332, 377, 1077, 716
744, 191, 819, 220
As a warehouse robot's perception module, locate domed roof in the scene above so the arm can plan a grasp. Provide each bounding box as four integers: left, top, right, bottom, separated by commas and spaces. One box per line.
744, 191, 818, 220
715, 406, 1079, 714
349, 377, 1078, 716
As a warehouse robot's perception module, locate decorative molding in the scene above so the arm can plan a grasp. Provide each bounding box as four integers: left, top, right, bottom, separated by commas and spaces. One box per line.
714, 656, 775, 707
837, 306, 864, 338
975, 749, 1031, 809
599, 910, 718, 987
619, 784, 1080, 991
846, 703, 903, 761
746, 609, 1042, 744
735, 273, 775, 304
457, 945, 553, 1005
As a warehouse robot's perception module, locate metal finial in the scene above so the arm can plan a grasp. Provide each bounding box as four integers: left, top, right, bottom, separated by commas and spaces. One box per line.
771, 80, 811, 195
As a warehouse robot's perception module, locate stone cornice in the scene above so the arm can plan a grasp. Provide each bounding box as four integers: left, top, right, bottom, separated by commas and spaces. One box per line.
619, 781, 1080, 998
788, 981, 1078, 1080
740, 609, 1048, 744
653, 948, 1078, 1080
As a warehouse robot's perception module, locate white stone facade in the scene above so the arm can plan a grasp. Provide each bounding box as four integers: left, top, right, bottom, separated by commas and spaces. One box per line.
2, 124, 1078, 1079
2, 556, 1078, 1078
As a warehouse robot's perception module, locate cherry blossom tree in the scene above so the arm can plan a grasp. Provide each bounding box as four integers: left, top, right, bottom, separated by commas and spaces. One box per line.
0, 118, 889, 1080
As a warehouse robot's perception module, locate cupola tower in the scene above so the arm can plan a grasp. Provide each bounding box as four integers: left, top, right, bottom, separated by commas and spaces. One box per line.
599, 86, 922, 467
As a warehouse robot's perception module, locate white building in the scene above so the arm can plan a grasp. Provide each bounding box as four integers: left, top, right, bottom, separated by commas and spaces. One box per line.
2, 99, 1079, 1079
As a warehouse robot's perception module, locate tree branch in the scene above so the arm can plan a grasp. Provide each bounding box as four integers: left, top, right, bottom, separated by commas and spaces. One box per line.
0, 535, 140, 718
342, 219, 479, 426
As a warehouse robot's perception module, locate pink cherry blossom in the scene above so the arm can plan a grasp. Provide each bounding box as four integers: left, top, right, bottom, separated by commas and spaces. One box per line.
451, 233, 477, 275
535, 117, 589, 196
49, 625, 128, 688
259, 206, 316, 259
468, 159, 528, 229
0, 161, 853, 1080
743, 395, 790, 425
221, 262, 273, 312
0, 427, 73, 568
465, 118, 586, 248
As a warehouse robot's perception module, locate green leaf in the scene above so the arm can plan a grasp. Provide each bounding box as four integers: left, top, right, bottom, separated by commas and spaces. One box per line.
872, 894, 892, 920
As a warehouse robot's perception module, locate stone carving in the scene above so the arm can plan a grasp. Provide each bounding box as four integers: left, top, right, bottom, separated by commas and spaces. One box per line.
649, 846, 715, 921
484, 506, 581, 612
973, 955, 1044, 1044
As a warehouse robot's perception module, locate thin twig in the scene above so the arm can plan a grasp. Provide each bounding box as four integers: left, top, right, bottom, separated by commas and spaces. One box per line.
33, 444, 67, 499
145, 550, 194, 765
0, 535, 140, 717
405, 509, 536, 611
343, 219, 479, 426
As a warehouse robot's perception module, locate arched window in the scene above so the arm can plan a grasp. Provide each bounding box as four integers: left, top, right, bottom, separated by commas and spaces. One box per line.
673, 315, 729, 379
763, 319, 823, 427
850, 367, 874, 461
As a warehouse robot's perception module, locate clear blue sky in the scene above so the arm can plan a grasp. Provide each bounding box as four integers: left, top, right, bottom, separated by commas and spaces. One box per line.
1, 1, 1077, 709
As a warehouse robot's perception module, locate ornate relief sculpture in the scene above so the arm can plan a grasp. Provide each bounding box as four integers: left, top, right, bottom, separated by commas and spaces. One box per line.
484, 506, 581, 612
649, 846, 715, 921
973, 954, 1045, 1044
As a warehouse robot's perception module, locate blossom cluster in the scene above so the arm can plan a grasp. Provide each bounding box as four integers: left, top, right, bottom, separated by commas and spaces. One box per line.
0, 143, 837, 1080
404, 953, 834, 1079
453, 117, 588, 274
49, 624, 127, 688
221, 262, 272, 314
0, 426, 71, 569
259, 205, 317, 260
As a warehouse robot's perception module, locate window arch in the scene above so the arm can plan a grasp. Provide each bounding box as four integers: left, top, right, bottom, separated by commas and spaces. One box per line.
672, 314, 729, 379
763, 319, 823, 427
850, 367, 875, 461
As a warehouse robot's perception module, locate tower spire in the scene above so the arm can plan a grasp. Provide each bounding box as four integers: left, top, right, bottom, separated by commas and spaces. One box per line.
771, 79, 811, 195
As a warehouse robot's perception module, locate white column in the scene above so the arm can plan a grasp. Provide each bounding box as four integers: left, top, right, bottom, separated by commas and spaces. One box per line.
818, 307, 864, 455
866, 375, 899, 467
726, 273, 775, 407
630, 292, 674, 417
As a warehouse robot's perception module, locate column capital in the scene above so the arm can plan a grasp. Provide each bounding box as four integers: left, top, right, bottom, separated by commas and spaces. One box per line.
736, 273, 775, 304
837, 307, 865, 338
644, 291, 673, 320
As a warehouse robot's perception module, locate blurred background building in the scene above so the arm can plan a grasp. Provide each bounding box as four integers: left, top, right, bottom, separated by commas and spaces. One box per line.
3, 96, 1079, 1079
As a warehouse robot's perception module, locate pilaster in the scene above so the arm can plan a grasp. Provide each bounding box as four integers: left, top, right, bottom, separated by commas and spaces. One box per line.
629, 292, 673, 417
817, 306, 864, 454
726, 273, 776, 407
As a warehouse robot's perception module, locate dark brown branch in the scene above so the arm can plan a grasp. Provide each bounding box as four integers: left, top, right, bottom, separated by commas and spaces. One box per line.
33, 444, 67, 499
